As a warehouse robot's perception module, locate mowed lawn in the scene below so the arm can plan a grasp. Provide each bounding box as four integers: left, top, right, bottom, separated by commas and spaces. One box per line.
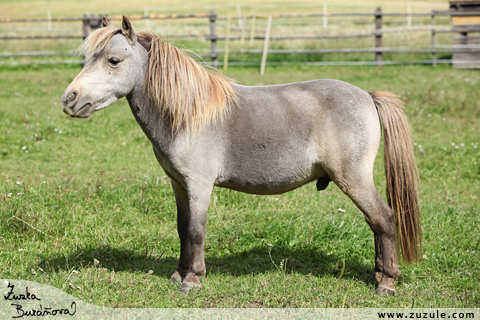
0, 64, 479, 308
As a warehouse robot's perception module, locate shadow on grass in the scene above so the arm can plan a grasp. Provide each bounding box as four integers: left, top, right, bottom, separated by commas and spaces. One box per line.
207, 245, 374, 285
38, 244, 374, 285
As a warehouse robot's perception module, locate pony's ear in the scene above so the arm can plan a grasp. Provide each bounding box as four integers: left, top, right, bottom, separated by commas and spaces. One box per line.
121, 15, 137, 45
102, 16, 110, 27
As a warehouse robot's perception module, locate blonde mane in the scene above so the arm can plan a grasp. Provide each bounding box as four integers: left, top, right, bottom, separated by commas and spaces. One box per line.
80, 26, 236, 133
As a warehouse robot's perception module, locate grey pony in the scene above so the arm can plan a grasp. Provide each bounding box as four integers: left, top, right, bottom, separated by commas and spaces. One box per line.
62, 16, 422, 296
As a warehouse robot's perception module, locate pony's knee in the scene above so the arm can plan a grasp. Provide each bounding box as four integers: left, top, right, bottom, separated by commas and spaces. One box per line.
188, 225, 207, 244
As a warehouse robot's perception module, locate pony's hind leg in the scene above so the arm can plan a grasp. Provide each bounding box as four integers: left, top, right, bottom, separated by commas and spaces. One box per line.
334, 175, 401, 295
371, 232, 384, 283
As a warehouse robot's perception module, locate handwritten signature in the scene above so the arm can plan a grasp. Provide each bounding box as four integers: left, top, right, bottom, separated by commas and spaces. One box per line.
4, 282, 76, 318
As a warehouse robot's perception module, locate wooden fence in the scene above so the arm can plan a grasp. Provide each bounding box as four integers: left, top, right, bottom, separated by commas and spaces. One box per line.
1, 9, 479, 72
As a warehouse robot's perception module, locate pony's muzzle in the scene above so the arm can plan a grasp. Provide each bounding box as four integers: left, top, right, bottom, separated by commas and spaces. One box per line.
62, 90, 94, 118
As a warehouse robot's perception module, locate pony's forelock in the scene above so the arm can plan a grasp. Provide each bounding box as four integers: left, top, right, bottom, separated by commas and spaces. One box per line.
80, 26, 121, 61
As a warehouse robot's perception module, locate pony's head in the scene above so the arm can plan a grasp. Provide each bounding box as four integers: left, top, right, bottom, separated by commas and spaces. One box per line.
62, 16, 235, 133
62, 16, 146, 118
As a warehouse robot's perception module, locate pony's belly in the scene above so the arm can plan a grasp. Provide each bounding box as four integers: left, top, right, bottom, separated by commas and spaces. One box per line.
215, 164, 324, 195
216, 179, 315, 195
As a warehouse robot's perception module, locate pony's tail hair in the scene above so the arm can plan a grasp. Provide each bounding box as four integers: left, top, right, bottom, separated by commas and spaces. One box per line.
370, 91, 422, 264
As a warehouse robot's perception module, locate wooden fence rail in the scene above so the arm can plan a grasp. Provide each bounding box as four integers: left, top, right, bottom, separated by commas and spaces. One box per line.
1, 9, 479, 71
0, 13, 211, 23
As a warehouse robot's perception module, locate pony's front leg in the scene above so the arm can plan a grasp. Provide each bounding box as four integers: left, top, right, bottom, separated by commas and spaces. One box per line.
170, 179, 212, 293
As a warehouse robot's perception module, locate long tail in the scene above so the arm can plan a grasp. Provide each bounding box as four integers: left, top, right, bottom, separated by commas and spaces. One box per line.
370, 91, 422, 264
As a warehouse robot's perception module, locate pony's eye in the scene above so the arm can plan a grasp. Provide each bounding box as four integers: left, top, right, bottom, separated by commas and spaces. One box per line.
108, 57, 120, 67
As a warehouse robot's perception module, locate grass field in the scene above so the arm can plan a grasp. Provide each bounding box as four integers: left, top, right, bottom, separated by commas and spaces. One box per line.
0, 62, 479, 308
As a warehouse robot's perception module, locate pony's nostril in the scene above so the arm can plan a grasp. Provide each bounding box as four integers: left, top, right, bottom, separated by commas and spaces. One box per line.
66, 92, 77, 107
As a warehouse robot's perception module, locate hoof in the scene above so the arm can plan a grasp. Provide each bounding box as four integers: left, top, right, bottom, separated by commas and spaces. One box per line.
371, 272, 383, 283
170, 276, 182, 285
170, 271, 183, 285
376, 286, 395, 296
179, 282, 200, 293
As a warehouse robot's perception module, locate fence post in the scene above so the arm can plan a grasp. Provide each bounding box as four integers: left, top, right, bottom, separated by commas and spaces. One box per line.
82, 14, 91, 40
431, 11, 436, 67
237, 4, 245, 46
82, 14, 103, 40
249, 15, 256, 46
240, 20, 245, 47
223, 14, 231, 71
82, 15, 103, 66
81, 14, 91, 67
260, 15, 272, 75
144, 7, 151, 29
407, 2, 412, 28
375, 7, 383, 66
323, 2, 328, 29
209, 10, 218, 69
47, 11, 52, 32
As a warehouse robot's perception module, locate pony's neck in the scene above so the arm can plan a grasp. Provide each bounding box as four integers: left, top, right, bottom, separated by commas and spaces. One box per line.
126, 43, 174, 150
127, 93, 175, 156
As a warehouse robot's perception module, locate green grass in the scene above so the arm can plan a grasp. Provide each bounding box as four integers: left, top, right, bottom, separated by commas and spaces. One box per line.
0, 64, 479, 308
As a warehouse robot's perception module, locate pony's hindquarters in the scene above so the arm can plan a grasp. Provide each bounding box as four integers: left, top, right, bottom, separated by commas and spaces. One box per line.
326, 90, 421, 295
